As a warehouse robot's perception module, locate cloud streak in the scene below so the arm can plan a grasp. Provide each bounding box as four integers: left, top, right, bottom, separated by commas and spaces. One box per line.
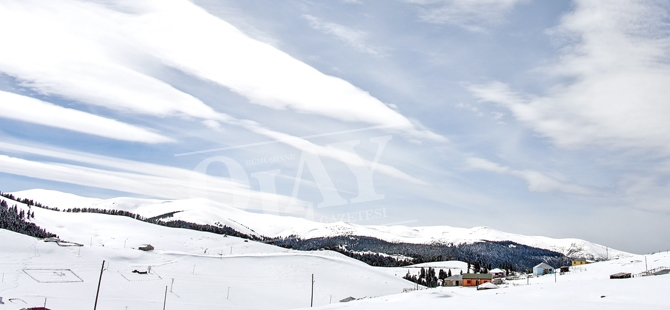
0, 1, 224, 125
405, 0, 525, 31
125, 0, 443, 141
467, 157, 594, 195
0, 0, 437, 186
302, 14, 386, 57
0, 0, 443, 142
0, 91, 172, 143
0, 142, 309, 213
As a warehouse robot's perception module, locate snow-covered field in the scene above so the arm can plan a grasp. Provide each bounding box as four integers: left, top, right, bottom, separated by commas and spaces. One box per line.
307, 252, 670, 310
0, 199, 413, 309
1, 191, 668, 309
12, 189, 631, 260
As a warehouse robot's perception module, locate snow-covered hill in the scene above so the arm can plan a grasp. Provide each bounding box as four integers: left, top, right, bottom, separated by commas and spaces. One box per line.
0, 197, 414, 309
12, 189, 631, 260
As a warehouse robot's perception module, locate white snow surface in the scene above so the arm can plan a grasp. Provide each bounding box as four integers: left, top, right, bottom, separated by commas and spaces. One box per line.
1, 189, 667, 309
0, 198, 413, 309
12, 189, 631, 260
304, 252, 670, 310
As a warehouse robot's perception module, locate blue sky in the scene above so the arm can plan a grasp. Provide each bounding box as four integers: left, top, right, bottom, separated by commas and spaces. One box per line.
1, 0, 669, 254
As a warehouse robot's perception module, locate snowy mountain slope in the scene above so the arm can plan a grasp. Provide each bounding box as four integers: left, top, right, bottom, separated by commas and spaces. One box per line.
0, 198, 415, 309
305, 252, 670, 310
12, 189, 631, 260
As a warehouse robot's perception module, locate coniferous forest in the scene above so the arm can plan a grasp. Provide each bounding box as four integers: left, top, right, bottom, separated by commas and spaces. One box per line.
0, 199, 57, 239
271, 235, 572, 272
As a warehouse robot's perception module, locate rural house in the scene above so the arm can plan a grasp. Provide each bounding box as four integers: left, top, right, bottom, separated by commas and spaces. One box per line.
462, 273, 493, 287
489, 268, 507, 278
443, 274, 462, 287
533, 263, 555, 276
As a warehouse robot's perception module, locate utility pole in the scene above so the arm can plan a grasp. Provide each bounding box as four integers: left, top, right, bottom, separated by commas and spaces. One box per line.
170, 278, 175, 292
310, 274, 315, 307
94, 260, 105, 310
554, 271, 557, 283
163, 286, 168, 310
227, 287, 230, 300
645, 256, 649, 274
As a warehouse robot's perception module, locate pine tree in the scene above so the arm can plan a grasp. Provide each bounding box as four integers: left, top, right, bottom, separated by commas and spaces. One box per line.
420, 267, 426, 280
427, 267, 437, 287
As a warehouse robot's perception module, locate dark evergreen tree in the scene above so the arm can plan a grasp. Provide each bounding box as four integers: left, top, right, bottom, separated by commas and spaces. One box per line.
438, 269, 447, 280
426, 267, 438, 287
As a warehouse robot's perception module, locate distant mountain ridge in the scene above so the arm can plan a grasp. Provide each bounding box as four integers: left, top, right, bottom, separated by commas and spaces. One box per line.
12, 189, 632, 261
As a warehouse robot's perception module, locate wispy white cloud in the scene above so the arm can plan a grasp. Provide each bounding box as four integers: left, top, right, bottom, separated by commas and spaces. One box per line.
456, 102, 483, 116
466, 157, 594, 195
0, 1, 223, 125
0, 0, 440, 187
404, 0, 525, 31
469, 1, 670, 155
0, 142, 309, 213
0, 137, 429, 216
124, 0, 443, 141
244, 124, 431, 186
302, 14, 386, 57
0, 91, 172, 143
0, 0, 444, 140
